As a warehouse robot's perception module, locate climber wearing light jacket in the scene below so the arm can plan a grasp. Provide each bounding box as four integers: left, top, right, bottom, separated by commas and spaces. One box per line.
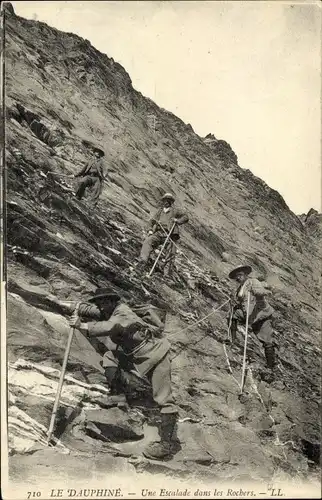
138, 193, 189, 276
52, 287, 180, 461
228, 265, 276, 375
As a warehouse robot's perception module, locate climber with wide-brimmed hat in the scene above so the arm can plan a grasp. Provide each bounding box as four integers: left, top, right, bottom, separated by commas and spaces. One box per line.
73, 148, 107, 207
53, 285, 180, 460
228, 265, 252, 281
228, 264, 277, 380
137, 192, 189, 277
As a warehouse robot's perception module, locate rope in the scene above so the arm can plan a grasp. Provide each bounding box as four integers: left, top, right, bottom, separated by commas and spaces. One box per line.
171, 298, 230, 361
156, 222, 231, 301
247, 367, 296, 460
222, 343, 241, 390
154, 221, 249, 396
148, 222, 176, 277
174, 298, 230, 337
227, 305, 233, 342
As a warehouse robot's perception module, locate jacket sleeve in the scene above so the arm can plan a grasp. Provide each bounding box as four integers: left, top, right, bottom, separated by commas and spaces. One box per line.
86, 318, 125, 338
53, 300, 101, 318
250, 279, 269, 297
78, 303, 101, 320
86, 305, 146, 338
174, 209, 189, 225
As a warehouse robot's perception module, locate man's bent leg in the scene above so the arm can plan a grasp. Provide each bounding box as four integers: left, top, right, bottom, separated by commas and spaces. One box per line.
253, 319, 276, 370
150, 352, 177, 414
90, 177, 103, 205
102, 350, 121, 393
163, 242, 176, 277
139, 233, 162, 263
143, 353, 179, 460
75, 176, 93, 200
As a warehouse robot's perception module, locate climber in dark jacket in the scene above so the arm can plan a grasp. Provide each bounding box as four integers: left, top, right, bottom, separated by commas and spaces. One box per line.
52, 287, 179, 461
138, 193, 189, 276
228, 265, 277, 377
74, 150, 106, 206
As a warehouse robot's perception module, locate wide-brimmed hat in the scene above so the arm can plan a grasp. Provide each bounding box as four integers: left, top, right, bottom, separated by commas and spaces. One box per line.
88, 287, 121, 303
161, 193, 175, 202
229, 265, 252, 280
93, 148, 105, 157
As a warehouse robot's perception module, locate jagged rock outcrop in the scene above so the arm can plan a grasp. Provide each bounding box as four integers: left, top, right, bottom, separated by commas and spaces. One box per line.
299, 208, 322, 242
203, 133, 238, 165
3, 2, 15, 16
4, 7, 320, 492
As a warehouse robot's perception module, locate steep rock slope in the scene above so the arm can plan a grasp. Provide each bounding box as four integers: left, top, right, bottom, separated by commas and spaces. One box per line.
299, 208, 322, 242
4, 6, 321, 489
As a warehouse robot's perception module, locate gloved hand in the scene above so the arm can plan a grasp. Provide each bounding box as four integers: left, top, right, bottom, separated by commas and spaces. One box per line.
148, 230, 153, 235
152, 326, 164, 338
69, 314, 81, 328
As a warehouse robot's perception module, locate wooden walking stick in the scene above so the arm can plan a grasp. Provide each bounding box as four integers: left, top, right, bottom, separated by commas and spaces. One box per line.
227, 304, 233, 342
47, 303, 80, 446
240, 291, 251, 394
148, 222, 176, 277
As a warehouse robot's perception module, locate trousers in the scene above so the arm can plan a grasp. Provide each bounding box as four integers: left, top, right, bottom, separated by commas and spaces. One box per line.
252, 318, 273, 347
102, 349, 177, 414
75, 175, 102, 204
140, 232, 177, 276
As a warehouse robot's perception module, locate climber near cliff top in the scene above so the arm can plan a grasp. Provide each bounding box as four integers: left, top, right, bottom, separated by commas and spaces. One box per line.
228, 265, 278, 381
137, 193, 189, 277
73, 149, 106, 207
53, 287, 180, 460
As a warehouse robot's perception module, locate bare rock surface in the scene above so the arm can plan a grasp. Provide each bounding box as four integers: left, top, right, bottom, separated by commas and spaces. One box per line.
4, 7, 321, 490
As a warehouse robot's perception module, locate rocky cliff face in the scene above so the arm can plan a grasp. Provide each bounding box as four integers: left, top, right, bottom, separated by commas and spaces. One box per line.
299, 209, 322, 242
203, 134, 238, 166
4, 5, 321, 492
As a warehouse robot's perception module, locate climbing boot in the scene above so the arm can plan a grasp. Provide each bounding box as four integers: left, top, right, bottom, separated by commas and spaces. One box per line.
104, 367, 118, 385
224, 318, 236, 344
104, 367, 124, 395
230, 319, 238, 343
264, 346, 276, 369
161, 412, 181, 453
143, 413, 179, 460
258, 346, 276, 383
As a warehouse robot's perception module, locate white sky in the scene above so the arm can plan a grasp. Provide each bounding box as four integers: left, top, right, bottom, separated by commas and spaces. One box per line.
11, 1, 321, 214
